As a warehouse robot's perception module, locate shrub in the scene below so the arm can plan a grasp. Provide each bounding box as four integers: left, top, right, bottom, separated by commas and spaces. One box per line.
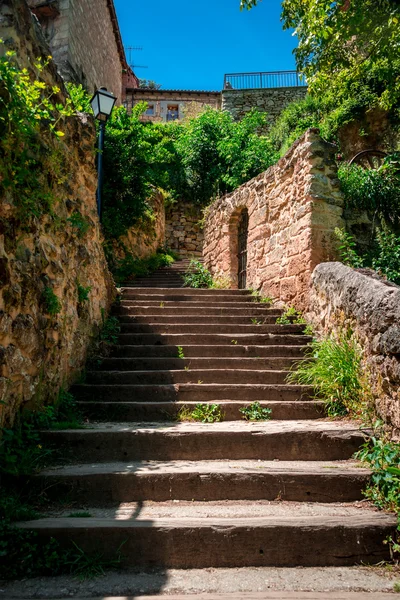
77, 282, 91, 304
113, 249, 176, 284
67, 211, 91, 238
182, 260, 213, 288
287, 330, 370, 417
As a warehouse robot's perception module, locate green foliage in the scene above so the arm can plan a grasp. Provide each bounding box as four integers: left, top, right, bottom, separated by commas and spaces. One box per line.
0, 45, 77, 221
335, 226, 400, 285
276, 307, 306, 325
183, 260, 214, 288
42, 286, 62, 316
99, 313, 120, 346
0, 390, 82, 476
112, 249, 176, 284
240, 402, 272, 421
77, 282, 91, 304
65, 83, 91, 113
251, 290, 273, 304
355, 434, 400, 514
338, 157, 400, 227
138, 79, 162, 90
287, 330, 370, 417
177, 346, 185, 359
281, 0, 400, 114
67, 211, 91, 238
178, 403, 224, 423
102, 106, 278, 239
334, 227, 364, 269
270, 95, 323, 154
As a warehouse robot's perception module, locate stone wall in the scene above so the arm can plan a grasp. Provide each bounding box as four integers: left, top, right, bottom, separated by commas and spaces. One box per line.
309, 263, 400, 438
221, 87, 308, 123
166, 201, 203, 256
112, 191, 166, 262
0, 0, 115, 426
203, 129, 344, 309
27, 0, 124, 99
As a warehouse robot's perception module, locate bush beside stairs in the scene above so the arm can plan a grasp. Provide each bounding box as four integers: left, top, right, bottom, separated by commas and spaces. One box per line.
20, 260, 397, 569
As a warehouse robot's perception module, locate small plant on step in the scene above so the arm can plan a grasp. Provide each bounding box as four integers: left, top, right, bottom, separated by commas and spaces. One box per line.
177, 404, 223, 423
276, 306, 306, 325
251, 317, 262, 325
182, 260, 214, 288
191, 403, 224, 423
251, 290, 273, 305
177, 346, 185, 359
240, 402, 272, 421
287, 329, 372, 418
355, 426, 400, 562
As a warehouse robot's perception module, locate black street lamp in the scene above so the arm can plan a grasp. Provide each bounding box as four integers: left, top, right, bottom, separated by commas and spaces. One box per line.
90, 87, 117, 220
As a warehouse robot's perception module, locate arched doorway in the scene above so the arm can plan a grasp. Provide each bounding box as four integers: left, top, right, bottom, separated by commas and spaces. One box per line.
237, 209, 249, 289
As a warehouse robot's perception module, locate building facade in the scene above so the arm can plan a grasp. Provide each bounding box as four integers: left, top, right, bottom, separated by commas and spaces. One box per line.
27, 0, 138, 103
125, 88, 221, 122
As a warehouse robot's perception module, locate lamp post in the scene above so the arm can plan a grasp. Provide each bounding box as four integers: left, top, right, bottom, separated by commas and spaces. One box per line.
90, 87, 117, 221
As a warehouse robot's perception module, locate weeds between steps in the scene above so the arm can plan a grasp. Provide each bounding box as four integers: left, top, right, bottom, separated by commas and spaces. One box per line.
355, 425, 400, 561
177, 404, 224, 423
240, 402, 272, 421
182, 260, 231, 289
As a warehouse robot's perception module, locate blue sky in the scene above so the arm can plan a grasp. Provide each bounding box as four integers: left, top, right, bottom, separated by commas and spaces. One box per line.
114, 0, 298, 91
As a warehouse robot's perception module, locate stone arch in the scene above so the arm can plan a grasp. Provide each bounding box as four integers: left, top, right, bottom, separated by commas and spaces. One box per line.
228, 206, 249, 289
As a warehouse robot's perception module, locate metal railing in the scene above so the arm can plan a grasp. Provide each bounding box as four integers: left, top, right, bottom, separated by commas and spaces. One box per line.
223, 71, 306, 90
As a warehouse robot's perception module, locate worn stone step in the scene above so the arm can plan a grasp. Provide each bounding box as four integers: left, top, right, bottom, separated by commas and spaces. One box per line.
85, 369, 290, 385
122, 288, 251, 296
110, 345, 308, 358
117, 333, 310, 346
119, 324, 305, 335
18, 505, 396, 567
98, 357, 301, 371
78, 400, 325, 422
122, 295, 257, 303
120, 300, 272, 308
71, 383, 313, 403
118, 315, 281, 325
40, 421, 365, 462
116, 306, 282, 316
36, 460, 370, 503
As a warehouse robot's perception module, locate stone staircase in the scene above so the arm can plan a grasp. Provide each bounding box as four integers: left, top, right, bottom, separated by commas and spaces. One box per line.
21, 260, 397, 570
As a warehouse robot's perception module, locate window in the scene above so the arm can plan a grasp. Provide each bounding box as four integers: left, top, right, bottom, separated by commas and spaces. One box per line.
145, 104, 155, 116
166, 104, 179, 121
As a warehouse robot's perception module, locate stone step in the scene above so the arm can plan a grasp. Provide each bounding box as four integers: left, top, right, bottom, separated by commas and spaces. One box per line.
98, 357, 301, 371
110, 345, 308, 358
122, 288, 251, 296
40, 421, 365, 462
120, 300, 272, 308
119, 324, 305, 335
85, 369, 290, 385
18, 504, 396, 567
78, 400, 325, 421
118, 315, 281, 325
116, 306, 282, 316
71, 383, 313, 403
117, 333, 310, 346
122, 295, 256, 303
36, 460, 370, 503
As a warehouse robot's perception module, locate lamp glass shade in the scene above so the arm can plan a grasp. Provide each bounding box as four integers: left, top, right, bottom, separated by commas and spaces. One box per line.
90, 88, 117, 122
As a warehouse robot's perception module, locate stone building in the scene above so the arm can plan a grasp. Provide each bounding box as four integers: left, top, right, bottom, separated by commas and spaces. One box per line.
124, 88, 221, 122
27, 0, 138, 102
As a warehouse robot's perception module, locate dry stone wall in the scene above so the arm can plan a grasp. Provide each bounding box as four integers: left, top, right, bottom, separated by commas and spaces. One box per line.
166, 201, 203, 257
222, 88, 307, 123
309, 263, 400, 438
0, 0, 115, 426
203, 130, 344, 310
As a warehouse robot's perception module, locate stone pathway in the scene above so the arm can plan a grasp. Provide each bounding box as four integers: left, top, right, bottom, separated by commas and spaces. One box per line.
11, 260, 398, 596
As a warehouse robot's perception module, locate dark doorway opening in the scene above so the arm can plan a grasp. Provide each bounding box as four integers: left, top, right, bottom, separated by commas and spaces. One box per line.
237, 209, 248, 289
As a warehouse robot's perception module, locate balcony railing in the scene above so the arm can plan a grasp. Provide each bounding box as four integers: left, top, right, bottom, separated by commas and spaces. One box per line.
223, 71, 306, 90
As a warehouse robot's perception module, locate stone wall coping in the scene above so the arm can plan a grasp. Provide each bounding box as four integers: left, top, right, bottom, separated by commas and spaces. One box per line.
222, 87, 308, 94
311, 262, 400, 354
